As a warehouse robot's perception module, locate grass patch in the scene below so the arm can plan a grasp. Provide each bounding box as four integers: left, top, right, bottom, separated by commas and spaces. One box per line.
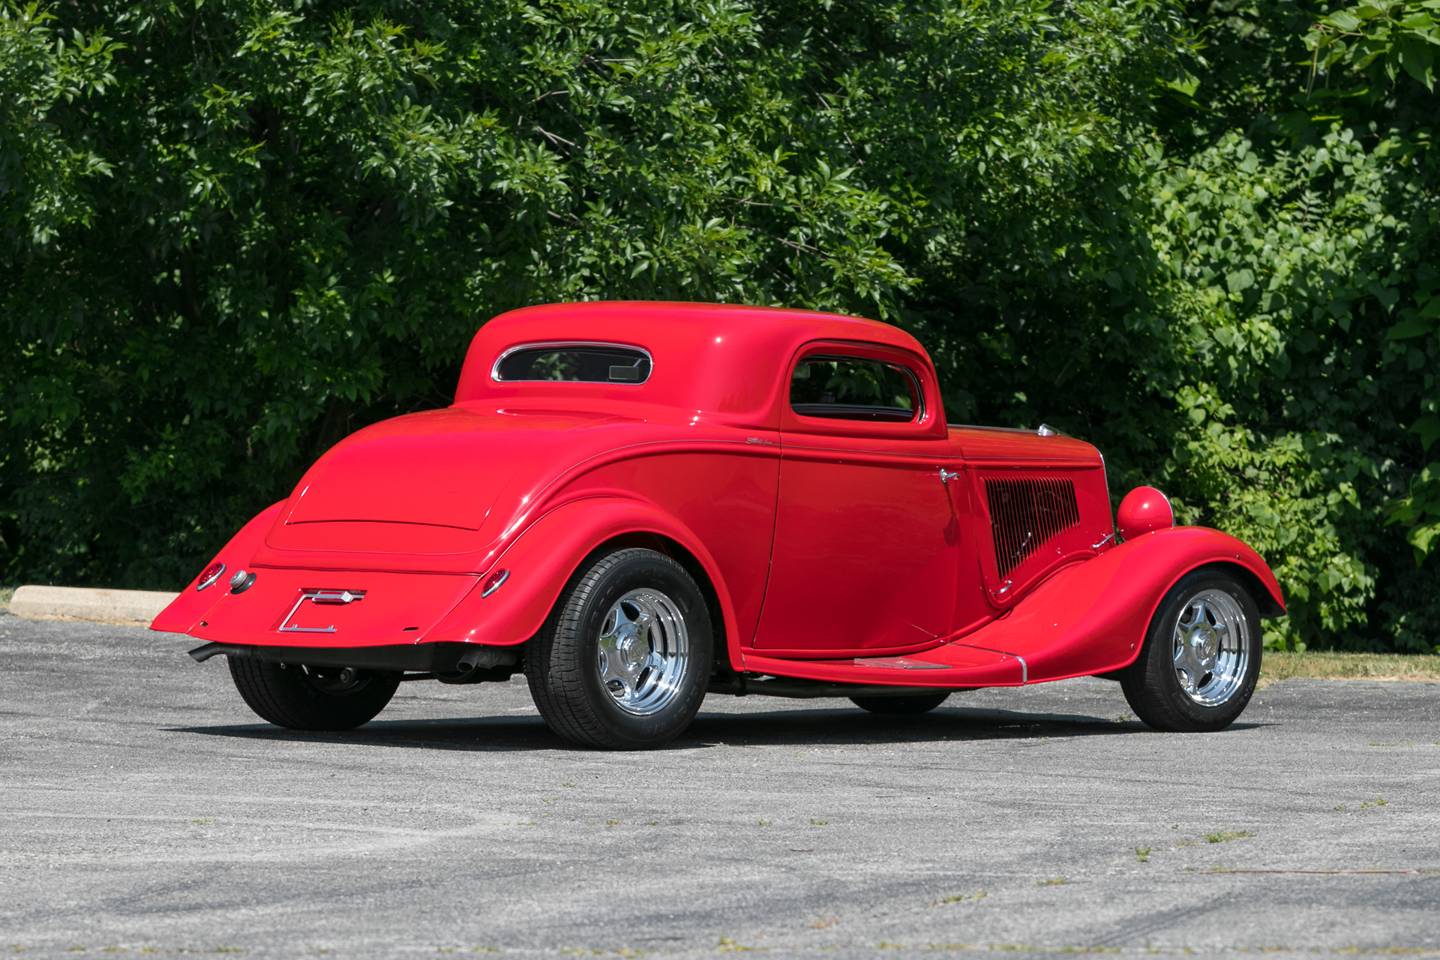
715, 937, 755, 953
1203, 830, 1254, 844
0, 586, 12, 609
1261, 651, 1440, 684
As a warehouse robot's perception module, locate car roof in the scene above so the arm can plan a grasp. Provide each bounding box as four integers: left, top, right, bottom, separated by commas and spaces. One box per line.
452, 301, 934, 422
480, 300, 921, 352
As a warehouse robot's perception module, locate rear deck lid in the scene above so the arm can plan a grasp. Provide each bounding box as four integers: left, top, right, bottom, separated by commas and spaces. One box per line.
284, 408, 505, 530
275, 406, 636, 557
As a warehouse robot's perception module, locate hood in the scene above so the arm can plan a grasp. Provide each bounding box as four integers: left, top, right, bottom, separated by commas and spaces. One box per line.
949, 425, 1102, 466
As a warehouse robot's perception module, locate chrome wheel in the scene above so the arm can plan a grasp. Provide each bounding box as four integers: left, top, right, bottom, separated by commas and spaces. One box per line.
528, 548, 713, 748
595, 588, 691, 717
1172, 588, 1251, 707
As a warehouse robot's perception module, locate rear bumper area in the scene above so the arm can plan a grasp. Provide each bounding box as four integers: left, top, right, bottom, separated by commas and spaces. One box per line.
155, 566, 480, 649
187, 641, 515, 674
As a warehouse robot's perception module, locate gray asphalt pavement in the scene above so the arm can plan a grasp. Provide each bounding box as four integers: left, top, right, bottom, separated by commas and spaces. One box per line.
2, 612, 1437, 959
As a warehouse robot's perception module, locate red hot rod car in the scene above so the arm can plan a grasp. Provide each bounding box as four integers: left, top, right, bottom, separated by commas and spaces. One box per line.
153, 301, 1284, 748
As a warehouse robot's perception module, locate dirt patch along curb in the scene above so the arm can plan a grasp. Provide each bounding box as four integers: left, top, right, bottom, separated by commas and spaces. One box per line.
7, 585, 178, 626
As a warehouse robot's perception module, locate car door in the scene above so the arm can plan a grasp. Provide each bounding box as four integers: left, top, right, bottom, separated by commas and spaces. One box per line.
751, 341, 960, 655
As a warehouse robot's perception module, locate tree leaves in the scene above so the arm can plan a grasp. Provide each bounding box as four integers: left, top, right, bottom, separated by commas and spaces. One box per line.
1, 0, 1436, 652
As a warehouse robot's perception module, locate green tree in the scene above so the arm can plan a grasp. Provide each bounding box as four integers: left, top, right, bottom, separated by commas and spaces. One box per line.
2, 0, 1437, 653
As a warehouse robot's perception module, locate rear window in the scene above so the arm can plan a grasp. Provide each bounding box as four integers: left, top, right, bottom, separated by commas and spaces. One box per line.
493, 343, 652, 384
791, 355, 921, 422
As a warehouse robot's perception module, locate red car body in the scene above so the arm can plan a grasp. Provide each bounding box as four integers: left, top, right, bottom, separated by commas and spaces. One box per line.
155, 301, 1283, 705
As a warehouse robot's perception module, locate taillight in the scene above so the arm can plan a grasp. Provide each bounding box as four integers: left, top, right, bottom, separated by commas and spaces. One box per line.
195, 561, 226, 591
481, 568, 510, 598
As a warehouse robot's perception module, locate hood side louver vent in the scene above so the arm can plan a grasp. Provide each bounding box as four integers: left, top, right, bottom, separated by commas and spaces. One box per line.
985, 477, 1081, 580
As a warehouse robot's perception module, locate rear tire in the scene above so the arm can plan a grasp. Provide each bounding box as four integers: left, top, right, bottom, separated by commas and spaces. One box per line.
227, 657, 400, 731
1121, 569, 1262, 732
526, 548, 712, 749
850, 692, 950, 715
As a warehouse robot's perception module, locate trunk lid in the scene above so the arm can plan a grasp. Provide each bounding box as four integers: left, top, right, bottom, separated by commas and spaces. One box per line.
285, 408, 509, 530
267, 406, 634, 559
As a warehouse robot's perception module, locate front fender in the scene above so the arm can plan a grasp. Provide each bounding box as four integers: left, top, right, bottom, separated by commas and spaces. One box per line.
961, 525, 1284, 684
423, 496, 742, 668
150, 501, 287, 634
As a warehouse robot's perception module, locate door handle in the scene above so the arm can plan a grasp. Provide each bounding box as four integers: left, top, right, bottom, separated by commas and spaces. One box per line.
938, 467, 960, 484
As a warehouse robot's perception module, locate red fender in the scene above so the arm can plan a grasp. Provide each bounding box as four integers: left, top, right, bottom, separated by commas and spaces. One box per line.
961, 525, 1284, 684
424, 496, 744, 667
150, 501, 287, 634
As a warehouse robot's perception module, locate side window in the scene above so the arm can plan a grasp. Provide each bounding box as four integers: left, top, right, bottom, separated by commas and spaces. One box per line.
494, 344, 651, 384
790, 355, 921, 423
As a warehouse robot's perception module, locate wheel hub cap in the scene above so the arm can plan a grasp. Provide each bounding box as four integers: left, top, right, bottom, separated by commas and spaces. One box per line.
1190, 623, 1219, 666
618, 630, 647, 670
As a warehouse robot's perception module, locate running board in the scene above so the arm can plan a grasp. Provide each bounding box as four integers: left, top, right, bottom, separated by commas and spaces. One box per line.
740, 643, 1025, 689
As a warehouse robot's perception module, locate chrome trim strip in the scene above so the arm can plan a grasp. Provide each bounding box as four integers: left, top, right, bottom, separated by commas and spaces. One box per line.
490, 340, 654, 384
952, 643, 1029, 684
307, 589, 365, 605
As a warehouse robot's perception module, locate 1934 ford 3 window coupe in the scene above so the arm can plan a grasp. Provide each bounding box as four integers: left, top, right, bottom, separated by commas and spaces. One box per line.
153, 301, 1284, 749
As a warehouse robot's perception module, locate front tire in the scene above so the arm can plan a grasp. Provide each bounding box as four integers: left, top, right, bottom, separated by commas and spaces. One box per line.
1121, 569, 1262, 732
227, 657, 400, 730
526, 548, 713, 749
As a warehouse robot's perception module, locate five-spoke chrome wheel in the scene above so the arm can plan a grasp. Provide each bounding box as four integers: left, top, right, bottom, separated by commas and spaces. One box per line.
1171, 588, 1250, 707
1121, 569, 1263, 732
596, 589, 691, 716
526, 547, 713, 749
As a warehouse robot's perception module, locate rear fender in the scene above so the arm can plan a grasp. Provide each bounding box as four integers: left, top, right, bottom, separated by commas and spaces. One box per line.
424, 496, 742, 668
150, 501, 287, 634
962, 525, 1284, 684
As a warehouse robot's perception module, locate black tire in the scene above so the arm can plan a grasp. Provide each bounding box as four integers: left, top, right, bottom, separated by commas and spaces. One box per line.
526, 547, 712, 749
850, 692, 951, 715
227, 656, 400, 731
1121, 569, 1263, 732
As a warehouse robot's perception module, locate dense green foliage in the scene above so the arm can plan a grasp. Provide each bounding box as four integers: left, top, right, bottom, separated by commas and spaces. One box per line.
2, 0, 1437, 651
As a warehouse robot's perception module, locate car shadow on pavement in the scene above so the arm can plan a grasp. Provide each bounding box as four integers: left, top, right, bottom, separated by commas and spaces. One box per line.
686, 706, 1263, 747
171, 705, 1262, 752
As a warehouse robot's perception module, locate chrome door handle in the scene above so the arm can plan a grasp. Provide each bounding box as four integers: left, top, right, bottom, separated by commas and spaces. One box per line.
938, 467, 960, 484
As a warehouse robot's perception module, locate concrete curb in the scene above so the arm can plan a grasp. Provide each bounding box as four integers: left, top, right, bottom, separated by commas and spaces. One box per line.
7, 585, 178, 626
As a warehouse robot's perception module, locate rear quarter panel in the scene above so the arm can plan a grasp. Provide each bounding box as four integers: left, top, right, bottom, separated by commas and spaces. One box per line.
427, 440, 780, 666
